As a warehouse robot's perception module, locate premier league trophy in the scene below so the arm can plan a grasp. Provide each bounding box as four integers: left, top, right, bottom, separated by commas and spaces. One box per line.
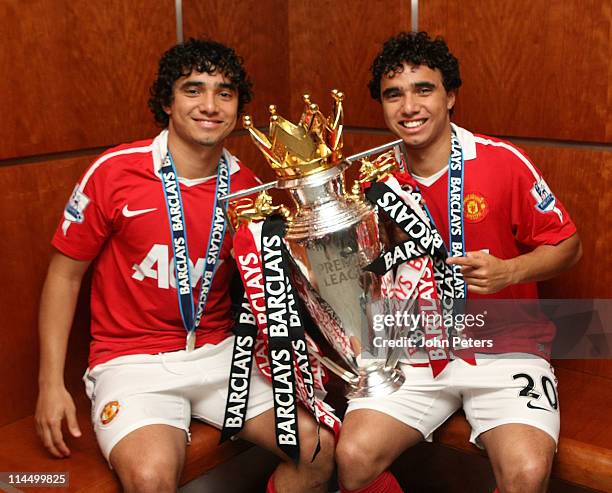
228, 90, 414, 398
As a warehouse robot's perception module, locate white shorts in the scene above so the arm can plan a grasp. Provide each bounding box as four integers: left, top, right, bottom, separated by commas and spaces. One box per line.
346, 354, 559, 447
84, 337, 274, 461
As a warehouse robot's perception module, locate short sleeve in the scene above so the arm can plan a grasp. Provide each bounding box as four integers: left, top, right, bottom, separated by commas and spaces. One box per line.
509, 148, 576, 248
51, 165, 112, 261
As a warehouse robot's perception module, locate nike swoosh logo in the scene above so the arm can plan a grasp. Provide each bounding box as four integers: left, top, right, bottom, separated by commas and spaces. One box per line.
526, 401, 551, 412
122, 205, 157, 217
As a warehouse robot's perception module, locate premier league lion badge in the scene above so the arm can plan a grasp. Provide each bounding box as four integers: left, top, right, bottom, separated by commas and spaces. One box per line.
531, 178, 556, 213
63, 184, 90, 224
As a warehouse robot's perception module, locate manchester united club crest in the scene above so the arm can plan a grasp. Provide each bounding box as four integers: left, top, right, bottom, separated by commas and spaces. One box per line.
100, 401, 120, 425
464, 193, 488, 222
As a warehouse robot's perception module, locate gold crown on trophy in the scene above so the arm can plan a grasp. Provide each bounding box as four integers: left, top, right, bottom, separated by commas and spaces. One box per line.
243, 89, 345, 179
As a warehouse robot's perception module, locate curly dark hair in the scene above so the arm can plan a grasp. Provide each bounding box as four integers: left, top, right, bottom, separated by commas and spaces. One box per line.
148, 38, 253, 127
369, 31, 461, 102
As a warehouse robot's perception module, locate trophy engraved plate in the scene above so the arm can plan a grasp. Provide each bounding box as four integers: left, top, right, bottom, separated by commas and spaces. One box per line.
234, 91, 409, 398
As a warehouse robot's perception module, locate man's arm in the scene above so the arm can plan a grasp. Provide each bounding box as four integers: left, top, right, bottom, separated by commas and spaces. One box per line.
446, 233, 582, 295
35, 251, 91, 457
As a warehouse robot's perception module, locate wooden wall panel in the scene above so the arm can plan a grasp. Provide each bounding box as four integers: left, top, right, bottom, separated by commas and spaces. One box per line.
183, 0, 291, 123
420, 0, 612, 143
343, 131, 397, 156
0, 0, 174, 160
288, 0, 411, 127
0, 155, 96, 426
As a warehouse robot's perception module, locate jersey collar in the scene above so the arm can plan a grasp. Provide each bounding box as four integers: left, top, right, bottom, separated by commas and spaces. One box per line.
151, 129, 241, 186
451, 123, 476, 161
411, 124, 476, 187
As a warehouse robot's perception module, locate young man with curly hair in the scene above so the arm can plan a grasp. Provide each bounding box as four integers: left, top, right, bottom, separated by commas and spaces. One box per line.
35, 38, 334, 493
335, 32, 581, 493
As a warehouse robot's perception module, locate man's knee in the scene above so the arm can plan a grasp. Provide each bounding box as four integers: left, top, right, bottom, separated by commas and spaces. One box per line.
118, 461, 179, 493
497, 455, 552, 493
336, 435, 386, 490
112, 445, 182, 493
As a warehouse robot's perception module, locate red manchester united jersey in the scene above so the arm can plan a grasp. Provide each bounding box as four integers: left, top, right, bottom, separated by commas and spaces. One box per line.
52, 130, 260, 369
412, 124, 576, 357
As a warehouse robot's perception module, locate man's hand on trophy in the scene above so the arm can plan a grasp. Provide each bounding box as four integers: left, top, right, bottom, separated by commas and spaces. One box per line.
446, 251, 515, 294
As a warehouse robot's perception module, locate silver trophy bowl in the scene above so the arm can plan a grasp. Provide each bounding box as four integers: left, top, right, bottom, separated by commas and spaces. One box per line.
278, 162, 406, 398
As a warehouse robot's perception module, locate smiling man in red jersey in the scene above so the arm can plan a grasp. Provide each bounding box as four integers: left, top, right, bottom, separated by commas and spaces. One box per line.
35, 39, 334, 493
335, 32, 582, 493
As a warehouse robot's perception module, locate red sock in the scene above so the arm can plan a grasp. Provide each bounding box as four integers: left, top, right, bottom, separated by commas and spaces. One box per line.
266, 474, 276, 493
340, 470, 403, 493
492, 490, 499, 493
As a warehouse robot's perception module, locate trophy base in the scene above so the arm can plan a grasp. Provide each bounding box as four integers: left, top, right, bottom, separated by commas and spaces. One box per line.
345, 365, 405, 399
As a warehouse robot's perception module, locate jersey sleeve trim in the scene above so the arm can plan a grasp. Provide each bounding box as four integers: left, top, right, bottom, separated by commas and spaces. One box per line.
51, 237, 99, 261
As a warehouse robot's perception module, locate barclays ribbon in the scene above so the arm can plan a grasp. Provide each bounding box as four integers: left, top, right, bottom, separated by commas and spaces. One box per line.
404, 131, 467, 348
220, 294, 258, 442
159, 151, 230, 350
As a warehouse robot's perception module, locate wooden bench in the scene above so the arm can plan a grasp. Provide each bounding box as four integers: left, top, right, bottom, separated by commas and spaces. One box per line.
434, 364, 612, 492
0, 395, 250, 492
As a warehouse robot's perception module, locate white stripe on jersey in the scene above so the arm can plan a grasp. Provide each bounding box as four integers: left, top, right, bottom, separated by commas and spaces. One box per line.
79, 145, 154, 192
473, 136, 563, 222
473, 136, 540, 181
